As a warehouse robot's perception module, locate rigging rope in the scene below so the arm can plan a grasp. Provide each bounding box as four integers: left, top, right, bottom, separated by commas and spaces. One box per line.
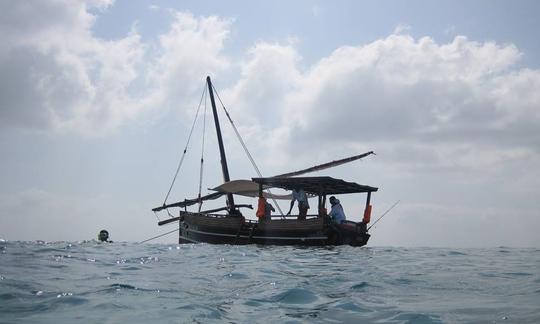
211, 85, 285, 217
162, 85, 207, 207
139, 227, 179, 244
153, 209, 175, 222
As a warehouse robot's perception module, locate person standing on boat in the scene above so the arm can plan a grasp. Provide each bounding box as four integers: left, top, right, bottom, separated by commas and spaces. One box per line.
264, 201, 275, 219
328, 196, 346, 224
256, 197, 275, 220
286, 186, 310, 220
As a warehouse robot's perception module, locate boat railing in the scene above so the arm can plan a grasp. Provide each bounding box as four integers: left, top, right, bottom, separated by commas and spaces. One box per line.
180, 210, 240, 218
267, 214, 321, 220
180, 210, 324, 222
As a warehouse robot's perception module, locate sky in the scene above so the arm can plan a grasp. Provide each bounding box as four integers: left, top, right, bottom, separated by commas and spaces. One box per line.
1, 0, 540, 247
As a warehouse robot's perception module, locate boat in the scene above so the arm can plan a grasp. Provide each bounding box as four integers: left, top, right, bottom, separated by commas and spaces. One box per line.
152, 76, 378, 247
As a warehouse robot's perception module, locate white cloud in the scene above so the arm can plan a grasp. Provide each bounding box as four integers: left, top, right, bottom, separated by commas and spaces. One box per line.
0, 0, 144, 135
393, 23, 411, 34
224, 42, 302, 125
2, 3, 537, 159
256, 34, 537, 168
0, 3, 232, 136
147, 12, 232, 115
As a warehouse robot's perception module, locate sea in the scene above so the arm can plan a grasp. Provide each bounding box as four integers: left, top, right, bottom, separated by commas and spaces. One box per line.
1, 241, 539, 323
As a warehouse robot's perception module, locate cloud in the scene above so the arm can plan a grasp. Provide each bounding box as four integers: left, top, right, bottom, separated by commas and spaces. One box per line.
6, 1, 536, 159
2, 2, 537, 154
147, 11, 232, 114
224, 42, 301, 125
393, 23, 411, 34
0, 2, 232, 136
285, 34, 524, 144
231, 34, 539, 174
0, 0, 144, 135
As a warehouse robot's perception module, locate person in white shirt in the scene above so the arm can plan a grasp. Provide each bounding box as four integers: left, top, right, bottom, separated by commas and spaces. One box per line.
328, 196, 346, 224
286, 186, 310, 220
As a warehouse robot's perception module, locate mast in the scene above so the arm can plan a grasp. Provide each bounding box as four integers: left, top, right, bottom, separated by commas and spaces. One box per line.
207, 76, 235, 213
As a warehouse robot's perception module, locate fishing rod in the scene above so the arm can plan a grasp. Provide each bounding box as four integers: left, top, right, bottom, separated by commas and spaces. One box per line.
139, 228, 178, 244
367, 200, 400, 231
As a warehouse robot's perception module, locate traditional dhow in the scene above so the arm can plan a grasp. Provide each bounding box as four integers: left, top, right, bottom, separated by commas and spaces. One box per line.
152, 77, 379, 247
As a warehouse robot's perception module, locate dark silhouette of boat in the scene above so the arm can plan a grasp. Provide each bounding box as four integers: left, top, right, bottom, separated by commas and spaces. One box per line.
152, 77, 378, 246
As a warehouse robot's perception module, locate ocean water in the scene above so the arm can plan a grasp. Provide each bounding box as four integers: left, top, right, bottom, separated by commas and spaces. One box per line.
1, 241, 539, 323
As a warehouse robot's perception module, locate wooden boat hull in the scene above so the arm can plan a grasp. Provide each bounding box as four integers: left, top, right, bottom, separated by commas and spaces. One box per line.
177, 212, 370, 247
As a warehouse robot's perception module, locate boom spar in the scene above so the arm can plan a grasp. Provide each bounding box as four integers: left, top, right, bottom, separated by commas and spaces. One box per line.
273, 151, 375, 178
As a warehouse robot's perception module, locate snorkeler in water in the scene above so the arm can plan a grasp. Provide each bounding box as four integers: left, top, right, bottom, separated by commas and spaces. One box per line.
98, 229, 113, 243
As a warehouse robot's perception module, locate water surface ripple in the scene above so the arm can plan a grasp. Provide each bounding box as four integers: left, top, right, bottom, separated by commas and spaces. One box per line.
1, 241, 539, 323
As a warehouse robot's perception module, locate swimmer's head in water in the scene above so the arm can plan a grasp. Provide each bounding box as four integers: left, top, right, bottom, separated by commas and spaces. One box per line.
98, 230, 109, 242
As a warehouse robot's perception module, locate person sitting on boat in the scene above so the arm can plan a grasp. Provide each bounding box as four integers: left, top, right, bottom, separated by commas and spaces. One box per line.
328, 196, 346, 224
286, 186, 310, 220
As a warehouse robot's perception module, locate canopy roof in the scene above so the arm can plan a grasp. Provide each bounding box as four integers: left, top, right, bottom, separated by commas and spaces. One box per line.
252, 176, 378, 195
211, 179, 292, 200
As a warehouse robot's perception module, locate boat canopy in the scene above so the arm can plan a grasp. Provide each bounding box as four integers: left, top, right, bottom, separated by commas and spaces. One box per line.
211, 179, 292, 200
252, 176, 378, 195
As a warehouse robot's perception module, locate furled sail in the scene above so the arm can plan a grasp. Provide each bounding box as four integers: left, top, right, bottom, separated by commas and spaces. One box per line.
273, 151, 375, 178
152, 192, 224, 212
